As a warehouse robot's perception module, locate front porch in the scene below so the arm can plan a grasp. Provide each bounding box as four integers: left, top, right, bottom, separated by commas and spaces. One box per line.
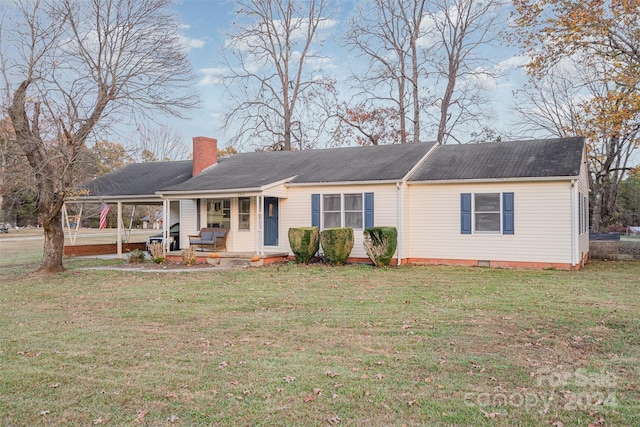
166, 250, 291, 267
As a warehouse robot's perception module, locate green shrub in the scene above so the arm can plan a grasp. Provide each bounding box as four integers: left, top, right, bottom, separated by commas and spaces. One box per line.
320, 228, 354, 265
288, 227, 320, 264
363, 227, 398, 267
128, 249, 146, 264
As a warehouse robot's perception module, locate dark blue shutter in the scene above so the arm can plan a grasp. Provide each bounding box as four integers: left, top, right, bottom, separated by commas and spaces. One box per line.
502, 192, 514, 235
461, 193, 471, 234
364, 192, 374, 229
311, 194, 320, 228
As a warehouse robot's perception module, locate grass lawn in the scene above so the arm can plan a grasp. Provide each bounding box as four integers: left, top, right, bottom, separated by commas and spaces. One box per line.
0, 236, 639, 425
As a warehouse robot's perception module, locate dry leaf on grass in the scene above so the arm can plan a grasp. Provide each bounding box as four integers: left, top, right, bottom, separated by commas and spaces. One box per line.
218, 361, 229, 368
327, 415, 341, 425
134, 410, 148, 423
283, 375, 296, 383
303, 395, 316, 402
482, 410, 503, 419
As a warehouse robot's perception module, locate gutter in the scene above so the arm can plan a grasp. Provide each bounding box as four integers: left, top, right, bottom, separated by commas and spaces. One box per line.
408, 175, 581, 185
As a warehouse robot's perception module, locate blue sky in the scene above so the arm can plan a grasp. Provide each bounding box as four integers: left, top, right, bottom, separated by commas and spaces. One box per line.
169, 0, 528, 152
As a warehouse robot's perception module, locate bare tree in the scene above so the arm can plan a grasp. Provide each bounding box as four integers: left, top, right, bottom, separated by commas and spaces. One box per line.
426, 0, 503, 144
0, 0, 198, 273
220, 0, 336, 151
513, 62, 640, 231
131, 124, 189, 162
345, 0, 427, 144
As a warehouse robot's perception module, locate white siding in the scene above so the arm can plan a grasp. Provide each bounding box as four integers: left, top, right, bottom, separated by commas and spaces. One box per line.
577, 149, 590, 259
282, 184, 400, 258
406, 181, 574, 264
228, 197, 257, 251
179, 199, 198, 250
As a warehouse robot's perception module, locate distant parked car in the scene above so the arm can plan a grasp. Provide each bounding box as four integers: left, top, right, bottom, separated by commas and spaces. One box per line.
146, 223, 180, 252
0, 223, 9, 233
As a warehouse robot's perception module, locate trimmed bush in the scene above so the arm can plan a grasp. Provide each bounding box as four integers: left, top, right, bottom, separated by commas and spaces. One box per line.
363, 227, 398, 267
320, 228, 354, 265
288, 227, 320, 264
128, 249, 146, 264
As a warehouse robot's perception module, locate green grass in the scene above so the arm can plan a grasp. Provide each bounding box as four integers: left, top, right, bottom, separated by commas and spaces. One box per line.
0, 239, 639, 425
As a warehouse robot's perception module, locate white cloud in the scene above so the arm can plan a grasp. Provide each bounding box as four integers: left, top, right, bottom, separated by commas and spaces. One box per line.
496, 55, 529, 72
178, 34, 205, 51
199, 67, 226, 86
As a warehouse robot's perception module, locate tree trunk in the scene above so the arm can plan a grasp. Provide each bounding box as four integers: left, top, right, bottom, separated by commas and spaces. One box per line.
40, 209, 65, 273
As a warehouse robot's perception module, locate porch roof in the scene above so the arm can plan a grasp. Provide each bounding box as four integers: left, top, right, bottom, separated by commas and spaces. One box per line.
79, 160, 193, 203
159, 142, 436, 194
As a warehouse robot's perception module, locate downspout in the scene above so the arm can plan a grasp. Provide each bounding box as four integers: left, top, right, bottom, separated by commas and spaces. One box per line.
570, 180, 577, 266
396, 182, 404, 265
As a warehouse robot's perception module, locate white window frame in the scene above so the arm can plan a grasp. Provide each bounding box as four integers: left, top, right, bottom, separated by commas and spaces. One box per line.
473, 193, 501, 234
321, 193, 364, 230
238, 197, 250, 231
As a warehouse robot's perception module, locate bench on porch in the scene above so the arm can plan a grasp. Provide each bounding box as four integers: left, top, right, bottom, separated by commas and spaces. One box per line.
188, 227, 228, 251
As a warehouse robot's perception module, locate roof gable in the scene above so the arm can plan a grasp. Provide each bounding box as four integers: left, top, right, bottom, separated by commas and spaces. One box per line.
409, 137, 585, 182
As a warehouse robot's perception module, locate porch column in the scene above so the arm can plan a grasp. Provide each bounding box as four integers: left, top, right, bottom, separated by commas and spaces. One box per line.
257, 195, 264, 256
117, 201, 123, 259
163, 198, 169, 254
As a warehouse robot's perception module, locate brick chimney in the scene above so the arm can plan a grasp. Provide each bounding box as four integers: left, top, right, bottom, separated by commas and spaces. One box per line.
192, 136, 218, 177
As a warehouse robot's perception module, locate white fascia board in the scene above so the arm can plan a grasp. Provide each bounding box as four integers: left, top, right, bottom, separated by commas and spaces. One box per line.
73, 195, 164, 205
407, 175, 580, 185
286, 179, 402, 187
157, 187, 263, 198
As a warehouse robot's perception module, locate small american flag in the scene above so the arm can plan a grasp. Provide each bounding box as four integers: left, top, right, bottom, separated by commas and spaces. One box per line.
99, 202, 110, 229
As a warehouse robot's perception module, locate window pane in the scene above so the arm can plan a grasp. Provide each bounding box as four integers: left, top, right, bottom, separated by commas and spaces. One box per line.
238, 197, 250, 230
475, 193, 500, 212
324, 212, 341, 229
344, 194, 362, 211
239, 198, 250, 214
475, 213, 500, 232
323, 194, 341, 211
345, 212, 363, 228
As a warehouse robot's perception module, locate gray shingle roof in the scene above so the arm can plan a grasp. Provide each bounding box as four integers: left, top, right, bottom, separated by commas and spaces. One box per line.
160, 142, 437, 192
81, 137, 585, 199
82, 160, 192, 197
409, 137, 585, 182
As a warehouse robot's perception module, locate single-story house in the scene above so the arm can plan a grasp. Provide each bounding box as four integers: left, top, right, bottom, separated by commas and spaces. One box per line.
80, 136, 589, 269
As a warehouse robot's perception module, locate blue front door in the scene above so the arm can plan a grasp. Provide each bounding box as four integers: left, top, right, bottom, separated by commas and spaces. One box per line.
264, 197, 279, 246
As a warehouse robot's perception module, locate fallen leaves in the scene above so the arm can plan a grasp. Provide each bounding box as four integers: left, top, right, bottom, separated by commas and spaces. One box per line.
134, 410, 148, 423
326, 415, 341, 425
283, 375, 296, 383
